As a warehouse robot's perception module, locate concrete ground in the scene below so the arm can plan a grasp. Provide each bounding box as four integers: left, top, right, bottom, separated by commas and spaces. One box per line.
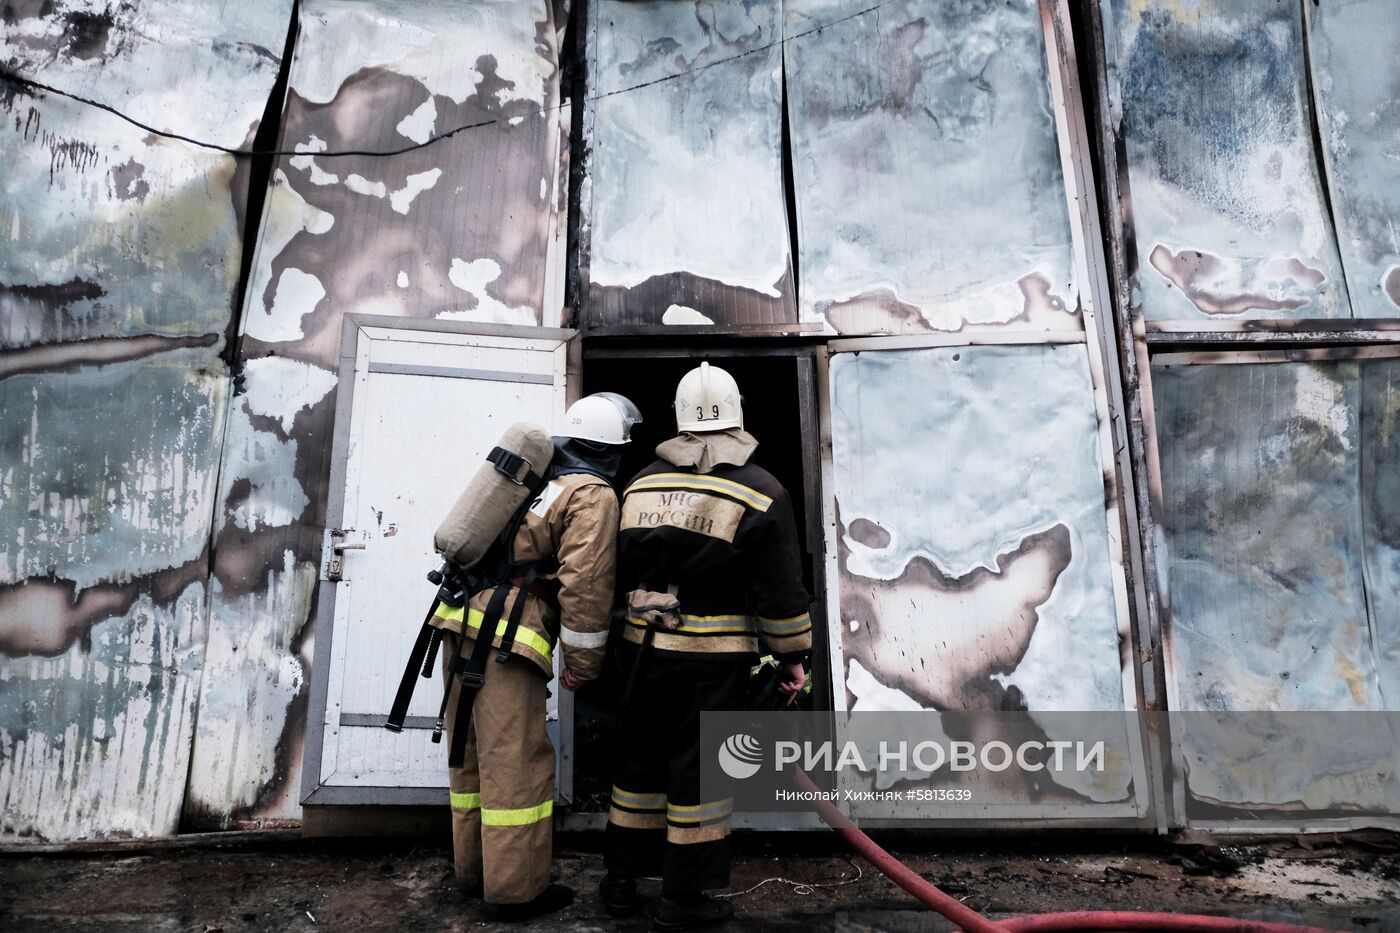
3, 833, 1399, 932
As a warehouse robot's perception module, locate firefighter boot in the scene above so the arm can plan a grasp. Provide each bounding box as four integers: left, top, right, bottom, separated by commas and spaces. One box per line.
483, 883, 575, 923
653, 893, 734, 931
599, 872, 639, 916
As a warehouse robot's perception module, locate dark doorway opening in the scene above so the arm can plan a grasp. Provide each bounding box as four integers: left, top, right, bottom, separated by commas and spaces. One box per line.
581, 352, 813, 591
566, 344, 826, 816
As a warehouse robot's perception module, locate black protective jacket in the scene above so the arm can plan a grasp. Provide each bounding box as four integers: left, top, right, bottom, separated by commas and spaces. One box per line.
615, 455, 812, 660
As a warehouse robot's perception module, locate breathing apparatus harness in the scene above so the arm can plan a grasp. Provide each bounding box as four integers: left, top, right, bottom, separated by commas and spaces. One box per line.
384, 445, 552, 768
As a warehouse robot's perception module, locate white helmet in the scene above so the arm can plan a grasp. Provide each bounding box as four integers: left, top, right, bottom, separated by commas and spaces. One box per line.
675, 362, 742, 433
559, 393, 641, 445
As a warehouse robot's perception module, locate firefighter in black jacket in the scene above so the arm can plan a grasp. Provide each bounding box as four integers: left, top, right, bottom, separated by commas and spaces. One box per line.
601, 362, 812, 930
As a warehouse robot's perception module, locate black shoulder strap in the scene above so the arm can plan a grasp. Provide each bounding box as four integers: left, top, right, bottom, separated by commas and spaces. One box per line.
488, 446, 544, 489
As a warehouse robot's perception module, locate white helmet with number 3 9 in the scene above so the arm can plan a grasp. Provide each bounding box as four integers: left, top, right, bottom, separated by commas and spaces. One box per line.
674, 362, 743, 433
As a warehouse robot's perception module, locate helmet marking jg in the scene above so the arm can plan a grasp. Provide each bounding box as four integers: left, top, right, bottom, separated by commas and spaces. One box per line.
559, 393, 642, 445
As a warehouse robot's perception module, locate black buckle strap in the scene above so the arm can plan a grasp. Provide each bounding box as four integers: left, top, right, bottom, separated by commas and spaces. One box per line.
495, 565, 538, 663
444, 580, 514, 767
385, 599, 444, 733
487, 446, 542, 488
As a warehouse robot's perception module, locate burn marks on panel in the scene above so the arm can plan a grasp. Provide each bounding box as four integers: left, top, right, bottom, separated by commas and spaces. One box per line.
1307, 0, 1400, 316
826, 345, 1132, 805
841, 520, 1073, 712
1151, 358, 1400, 813
0, 585, 207, 840
582, 0, 796, 328
1112, 1, 1349, 321
189, 0, 564, 826
1, 1, 288, 146
1152, 360, 1377, 713
1360, 359, 1400, 707
827, 346, 1126, 716
0, 2, 292, 840
785, 0, 1078, 335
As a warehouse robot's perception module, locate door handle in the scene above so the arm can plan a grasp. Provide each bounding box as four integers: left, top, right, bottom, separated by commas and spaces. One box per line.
325, 528, 365, 581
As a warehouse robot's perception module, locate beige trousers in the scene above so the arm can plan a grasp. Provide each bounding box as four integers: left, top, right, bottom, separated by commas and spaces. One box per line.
441, 631, 554, 904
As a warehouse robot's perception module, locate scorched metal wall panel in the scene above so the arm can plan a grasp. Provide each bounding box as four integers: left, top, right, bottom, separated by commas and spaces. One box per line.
1110, 0, 1350, 322
1307, 0, 1400, 318
1151, 356, 1400, 816
582, 0, 796, 328
785, 0, 1079, 335
0, 0, 292, 839
188, 0, 565, 825
825, 344, 1135, 812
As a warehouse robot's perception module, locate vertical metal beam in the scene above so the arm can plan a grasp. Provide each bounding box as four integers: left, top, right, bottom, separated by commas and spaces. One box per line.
1040, 0, 1169, 832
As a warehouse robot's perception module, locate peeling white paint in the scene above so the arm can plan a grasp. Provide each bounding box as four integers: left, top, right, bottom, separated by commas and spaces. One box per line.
294, 0, 551, 108
395, 96, 437, 144
1293, 365, 1353, 449
0, 586, 205, 840
290, 136, 341, 186
397, 271, 410, 288
661, 304, 714, 325
344, 174, 387, 199
185, 556, 313, 820
389, 168, 442, 215
243, 171, 335, 344
241, 357, 338, 434
445, 258, 535, 322
268, 268, 327, 337
222, 405, 307, 533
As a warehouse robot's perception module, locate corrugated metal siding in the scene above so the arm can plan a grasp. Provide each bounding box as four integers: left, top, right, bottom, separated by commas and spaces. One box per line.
185, 0, 565, 827
785, 0, 1079, 335
1308, 0, 1400, 318
1111, 0, 1350, 322
0, 0, 292, 839
581, 0, 796, 329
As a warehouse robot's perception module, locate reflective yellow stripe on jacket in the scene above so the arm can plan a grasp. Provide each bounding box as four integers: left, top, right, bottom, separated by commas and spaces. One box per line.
433, 603, 554, 664
624, 472, 773, 512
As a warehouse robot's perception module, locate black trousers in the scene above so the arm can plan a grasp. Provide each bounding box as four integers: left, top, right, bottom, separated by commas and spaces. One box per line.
604, 642, 751, 898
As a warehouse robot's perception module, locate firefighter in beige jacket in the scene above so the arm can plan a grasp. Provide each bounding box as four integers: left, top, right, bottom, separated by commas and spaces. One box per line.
429, 393, 639, 921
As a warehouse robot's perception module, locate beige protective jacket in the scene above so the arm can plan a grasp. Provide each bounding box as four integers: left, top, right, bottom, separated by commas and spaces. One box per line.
431, 472, 619, 681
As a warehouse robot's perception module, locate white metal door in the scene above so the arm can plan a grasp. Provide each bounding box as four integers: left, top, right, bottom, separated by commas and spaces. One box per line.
305, 319, 573, 803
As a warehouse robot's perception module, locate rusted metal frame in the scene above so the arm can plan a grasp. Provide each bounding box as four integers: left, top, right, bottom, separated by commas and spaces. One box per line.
796, 353, 830, 713
0, 829, 304, 856
1081, 0, 1183, 831
301, 314, 576, 808
1146, 319, 1400, 348
1154, 345, 1400, 368
1040, 0, 1161, 831
811, 342, 854, 825
581, 322, 826, 338
826, 330, 1087, 354
1188, 816, 1400, 836
581, 339, 824, 359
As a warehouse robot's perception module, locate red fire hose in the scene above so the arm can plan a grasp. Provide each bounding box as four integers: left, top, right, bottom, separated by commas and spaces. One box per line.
792, 770, 1341, 933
